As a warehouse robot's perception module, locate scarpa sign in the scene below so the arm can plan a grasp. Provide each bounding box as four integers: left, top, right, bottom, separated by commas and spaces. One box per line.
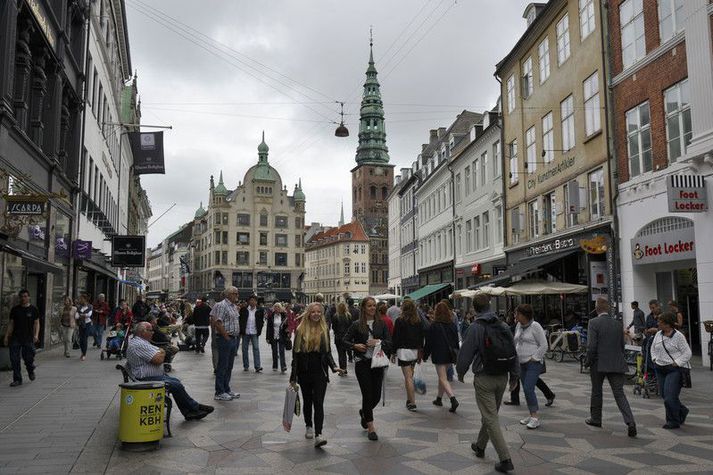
667, 175, 707, 212
129, 132, 165, 175
6, 196, 46, 215
111, 235, 146, 267
631, 227, 695, 265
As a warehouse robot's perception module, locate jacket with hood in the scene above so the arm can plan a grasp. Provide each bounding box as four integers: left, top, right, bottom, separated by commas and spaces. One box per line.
456, 311, 519, 379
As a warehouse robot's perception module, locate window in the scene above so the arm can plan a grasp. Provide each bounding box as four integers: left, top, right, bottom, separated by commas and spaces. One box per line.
589, 168, 605, 220
222, 231, 228, 245
295, 253, 301, 267
493, 141, 501, 178
561, 95, 575, 151
543, 192, 556, 235
480, 152, 487, 185
295, 234, 302, 247
482, 211, 490, 248
538, 38, 550, 84
563, 182, 578, 227
361, 244, 366, 254
370, 186, 376, 199
275, 216, 288, 228
474, 216, 481, 250
522, 57, 533, 98
344, 262, 350, 275
659, 0, 684, 43
465, 220, 472, 253
556, 14, 571, 65
236, 251, 249, 266
214, 251, 220, 265
259, 213, 268, 227
455, 173, 462, 202
626, 102, 652, 177
542, 112, 554, 164
664, 79, 692, 162
275, 234, 288, 247
361, 262, 366, 273
222, 213, 228, 225
354, 263, 359, 274
260, 232, 268, 246
495, 205, 503, 243
526, 126, 537, 173
215, 230, 221, 244
583, 71, 601, 136
472, 160, 478, 191
506, 75, 515, 114
509, 140, 518, 185
620, 0, 645, 68
237, 232, 250, 245
579, 0, 595, 40
237, 213, 250, 226
275, 253, 287, 266
295, 217, 302, 229
464, 166, 471, 196
528, 199, 539, 239
222, 251, 228, 265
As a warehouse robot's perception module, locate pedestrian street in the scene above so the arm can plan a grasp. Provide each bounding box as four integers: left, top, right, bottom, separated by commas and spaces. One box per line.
1, 338, 713, 475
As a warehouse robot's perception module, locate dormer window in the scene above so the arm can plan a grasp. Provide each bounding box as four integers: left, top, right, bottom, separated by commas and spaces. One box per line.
525, 5, 537, 26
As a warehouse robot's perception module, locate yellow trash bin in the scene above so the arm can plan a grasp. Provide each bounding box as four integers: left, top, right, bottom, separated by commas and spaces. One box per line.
118, 381, 165, 449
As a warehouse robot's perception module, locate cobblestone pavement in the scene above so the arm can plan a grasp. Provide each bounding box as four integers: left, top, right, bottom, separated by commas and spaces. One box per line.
1, 338, 713, 474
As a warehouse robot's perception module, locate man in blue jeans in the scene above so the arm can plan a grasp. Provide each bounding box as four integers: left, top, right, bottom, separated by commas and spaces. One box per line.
239, 295, 264, 372
211, 287, 241, 400
4, 289, 40, 387
126, 322, 213, 420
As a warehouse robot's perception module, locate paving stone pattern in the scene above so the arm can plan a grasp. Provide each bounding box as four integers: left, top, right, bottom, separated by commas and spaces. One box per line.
1, 338, 713, 474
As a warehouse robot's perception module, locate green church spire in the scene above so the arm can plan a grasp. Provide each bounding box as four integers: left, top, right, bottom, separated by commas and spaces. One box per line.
355, 31, 390, 166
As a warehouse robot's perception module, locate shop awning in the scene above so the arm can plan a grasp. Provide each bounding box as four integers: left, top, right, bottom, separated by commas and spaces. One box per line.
473, 280, 588, 296
405, 283, 451, 301
469, 249, 579, 289
78, 259, 118, 280
373, 293, 399, 300
0, 242, 64, 275
119, 279, 142, 289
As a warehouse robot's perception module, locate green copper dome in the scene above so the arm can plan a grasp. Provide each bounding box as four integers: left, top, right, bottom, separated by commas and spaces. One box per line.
214, 171, 228, 195
258, 131, 269, 153
253, 132, 277, 182
194, 201, 206, 218
293, 178, 305, 202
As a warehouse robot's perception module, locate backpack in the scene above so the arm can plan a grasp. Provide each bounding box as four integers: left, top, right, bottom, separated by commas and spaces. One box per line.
477, 318, 517, 375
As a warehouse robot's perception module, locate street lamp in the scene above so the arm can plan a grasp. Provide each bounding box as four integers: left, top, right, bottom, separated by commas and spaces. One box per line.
334, 101, 349, 137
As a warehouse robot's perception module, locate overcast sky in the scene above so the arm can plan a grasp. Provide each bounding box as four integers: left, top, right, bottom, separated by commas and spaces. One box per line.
126, 0, 531, 247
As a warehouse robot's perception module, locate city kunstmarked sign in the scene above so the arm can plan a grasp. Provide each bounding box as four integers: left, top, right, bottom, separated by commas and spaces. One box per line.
111, 235, 146, 267
129, 132, 165, 175
667, 175, 708, 212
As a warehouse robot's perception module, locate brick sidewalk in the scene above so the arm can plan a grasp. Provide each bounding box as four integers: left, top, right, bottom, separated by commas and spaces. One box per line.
1, 340, 713, 474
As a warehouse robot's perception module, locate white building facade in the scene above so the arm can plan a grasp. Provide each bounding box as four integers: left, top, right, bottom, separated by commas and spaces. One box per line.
387, 177, 401, 296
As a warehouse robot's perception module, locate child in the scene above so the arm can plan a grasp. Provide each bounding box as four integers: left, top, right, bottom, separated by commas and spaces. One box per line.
108, 323, 126, 352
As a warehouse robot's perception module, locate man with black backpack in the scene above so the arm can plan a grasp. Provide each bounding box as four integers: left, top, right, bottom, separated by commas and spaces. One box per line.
457, 294, 519, 473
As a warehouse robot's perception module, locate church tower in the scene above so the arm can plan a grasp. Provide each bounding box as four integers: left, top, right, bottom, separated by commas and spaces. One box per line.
352, 33, 394, 294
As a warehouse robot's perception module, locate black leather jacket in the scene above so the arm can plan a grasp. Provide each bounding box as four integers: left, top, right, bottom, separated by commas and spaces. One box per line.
343, 320, 393, 360
289, 335, 337, 383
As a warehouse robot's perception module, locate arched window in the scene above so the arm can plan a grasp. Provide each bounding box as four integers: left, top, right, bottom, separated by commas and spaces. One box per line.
370, 186, 376, 199
381, 186, 388, 199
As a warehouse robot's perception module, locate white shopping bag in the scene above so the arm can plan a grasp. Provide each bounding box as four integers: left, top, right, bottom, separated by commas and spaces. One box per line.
282, 384, 299, 432
371, 342, 390, 369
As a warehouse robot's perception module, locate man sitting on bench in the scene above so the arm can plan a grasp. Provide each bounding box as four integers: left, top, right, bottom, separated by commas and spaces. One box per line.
126, 322, 214, 420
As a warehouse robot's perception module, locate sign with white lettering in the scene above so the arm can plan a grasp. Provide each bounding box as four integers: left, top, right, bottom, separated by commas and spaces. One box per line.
631, 227, 695, 265
6, 196, 46, 215
112, 235, 146, 267
526, 237, 577, 257
667, 175, 707, 212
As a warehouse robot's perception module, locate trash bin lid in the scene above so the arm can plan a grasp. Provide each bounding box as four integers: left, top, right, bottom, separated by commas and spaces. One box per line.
119, 381, 165, 390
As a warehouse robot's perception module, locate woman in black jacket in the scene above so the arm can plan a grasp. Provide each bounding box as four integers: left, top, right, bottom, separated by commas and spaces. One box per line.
330, 302, 353, 375
343, 296, 393, 441
423, 301, 459, 413
290, 302, 344, 447
267, 303, 290, 373
392, 299, 426, 411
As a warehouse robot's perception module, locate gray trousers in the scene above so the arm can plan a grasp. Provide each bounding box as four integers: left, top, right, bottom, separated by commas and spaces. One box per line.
589, 369, 635, 426
473, 373, 510, 462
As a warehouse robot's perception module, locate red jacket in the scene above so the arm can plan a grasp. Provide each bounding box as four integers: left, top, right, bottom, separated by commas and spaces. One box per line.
93, 301, 110, 326
381, 315, 394, 336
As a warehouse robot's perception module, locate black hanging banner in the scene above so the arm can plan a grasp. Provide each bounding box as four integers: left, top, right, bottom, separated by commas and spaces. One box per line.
111, 235, 146, 267
129, 132, 165, 175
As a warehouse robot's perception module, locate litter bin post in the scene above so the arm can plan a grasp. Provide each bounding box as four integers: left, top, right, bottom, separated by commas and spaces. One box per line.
119, 381, 165, 450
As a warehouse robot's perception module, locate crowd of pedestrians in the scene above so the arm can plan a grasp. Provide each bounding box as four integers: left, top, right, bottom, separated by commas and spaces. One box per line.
3, 286, 696, 474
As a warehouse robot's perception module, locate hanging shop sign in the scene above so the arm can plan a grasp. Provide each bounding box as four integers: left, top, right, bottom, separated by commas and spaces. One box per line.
73, 240, 92, 260
111, 235, 146, 267
667, 175, 708, 212
580, 235, 608, 254
471, 263, 481, 275
5, 196, 46, 215
631, 227, 695, 265
129, 132, 165, 175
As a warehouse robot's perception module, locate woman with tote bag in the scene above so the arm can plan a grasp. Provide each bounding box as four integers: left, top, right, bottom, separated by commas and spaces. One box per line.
343, 296, 392, 441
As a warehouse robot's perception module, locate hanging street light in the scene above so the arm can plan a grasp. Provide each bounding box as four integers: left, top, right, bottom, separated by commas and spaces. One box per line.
334, 101, 349, 137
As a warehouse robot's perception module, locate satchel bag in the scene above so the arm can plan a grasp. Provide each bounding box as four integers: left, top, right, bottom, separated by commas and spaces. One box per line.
661, 331, 692, 389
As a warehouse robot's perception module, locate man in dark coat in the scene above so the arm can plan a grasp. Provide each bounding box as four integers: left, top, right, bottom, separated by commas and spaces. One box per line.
239, 295, 265, 372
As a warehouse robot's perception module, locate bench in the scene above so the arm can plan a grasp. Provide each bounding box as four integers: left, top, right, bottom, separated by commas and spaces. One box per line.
115, 364, 173, 437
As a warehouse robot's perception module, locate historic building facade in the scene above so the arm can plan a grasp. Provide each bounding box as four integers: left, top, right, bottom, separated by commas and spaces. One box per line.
609, 0, 713, 365
304, 221, 370, 303
351, 40, 394, 295
190, 135, 306, 302
496, 0, 613, 317
386, 177, 401, 297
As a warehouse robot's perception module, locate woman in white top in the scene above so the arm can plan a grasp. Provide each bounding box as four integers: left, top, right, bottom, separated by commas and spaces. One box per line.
514, 304, 548, 429
650, 311, 692, 429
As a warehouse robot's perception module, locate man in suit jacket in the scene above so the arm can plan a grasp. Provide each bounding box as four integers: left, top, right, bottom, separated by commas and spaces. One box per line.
585, 297, 637, 437
239, 295, 265, 372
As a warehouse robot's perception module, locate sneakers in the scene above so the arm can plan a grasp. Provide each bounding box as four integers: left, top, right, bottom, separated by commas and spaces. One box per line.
519, 417, 532, 425
406, 402, 417, 412
305, 426, 314, 439
214, 393, 232, 401
255, 367, 263, 373
281, 367, 287, 373
449, 396, 459, 413
9, 381, 21, 387
243, 368, 250, 372
228, 391, 240, 399
273, 367, 278, 372
314, 435, 327, 448
503, 400, 520, 406
526, 417, 540, 429
494, 459, 514, 473
80, 355, 86, 361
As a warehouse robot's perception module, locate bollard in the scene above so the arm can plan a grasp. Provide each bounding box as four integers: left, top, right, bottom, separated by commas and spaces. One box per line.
118, 381, 165, 451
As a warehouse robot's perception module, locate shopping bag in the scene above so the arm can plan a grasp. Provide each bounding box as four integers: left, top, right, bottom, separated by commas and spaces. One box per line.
282, 384, 299, 432
414, 363, 427, 395
371, 342, 390, 368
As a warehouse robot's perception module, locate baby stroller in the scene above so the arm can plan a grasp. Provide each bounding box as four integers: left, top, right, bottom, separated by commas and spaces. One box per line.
633, 337, 658, 398
101, 326, 129, 360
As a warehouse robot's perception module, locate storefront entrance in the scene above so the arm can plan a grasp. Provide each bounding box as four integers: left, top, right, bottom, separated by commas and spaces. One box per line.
657, 268, 700, 355
26, 272, 46, 349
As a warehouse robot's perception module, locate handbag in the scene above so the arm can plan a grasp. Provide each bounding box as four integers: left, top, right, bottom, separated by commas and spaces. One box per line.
661, 331, 692, 389
414, 363, 427, 395
371, 342, 390, 368
397, 348, 419, 362
282, 383, 299, 432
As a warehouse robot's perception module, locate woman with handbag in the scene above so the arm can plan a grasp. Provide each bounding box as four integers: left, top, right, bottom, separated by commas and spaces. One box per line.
650, 311, 692, 429
60, 296, 77, 358
423, 301, 459, 413
343, 296, 393, 441
289, 302, 343, 447
392, 299, 426, 411
330, 302, 353, 375
75, 294, 93, 361
267, 303, 289, 373
514, 304, 548, 430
